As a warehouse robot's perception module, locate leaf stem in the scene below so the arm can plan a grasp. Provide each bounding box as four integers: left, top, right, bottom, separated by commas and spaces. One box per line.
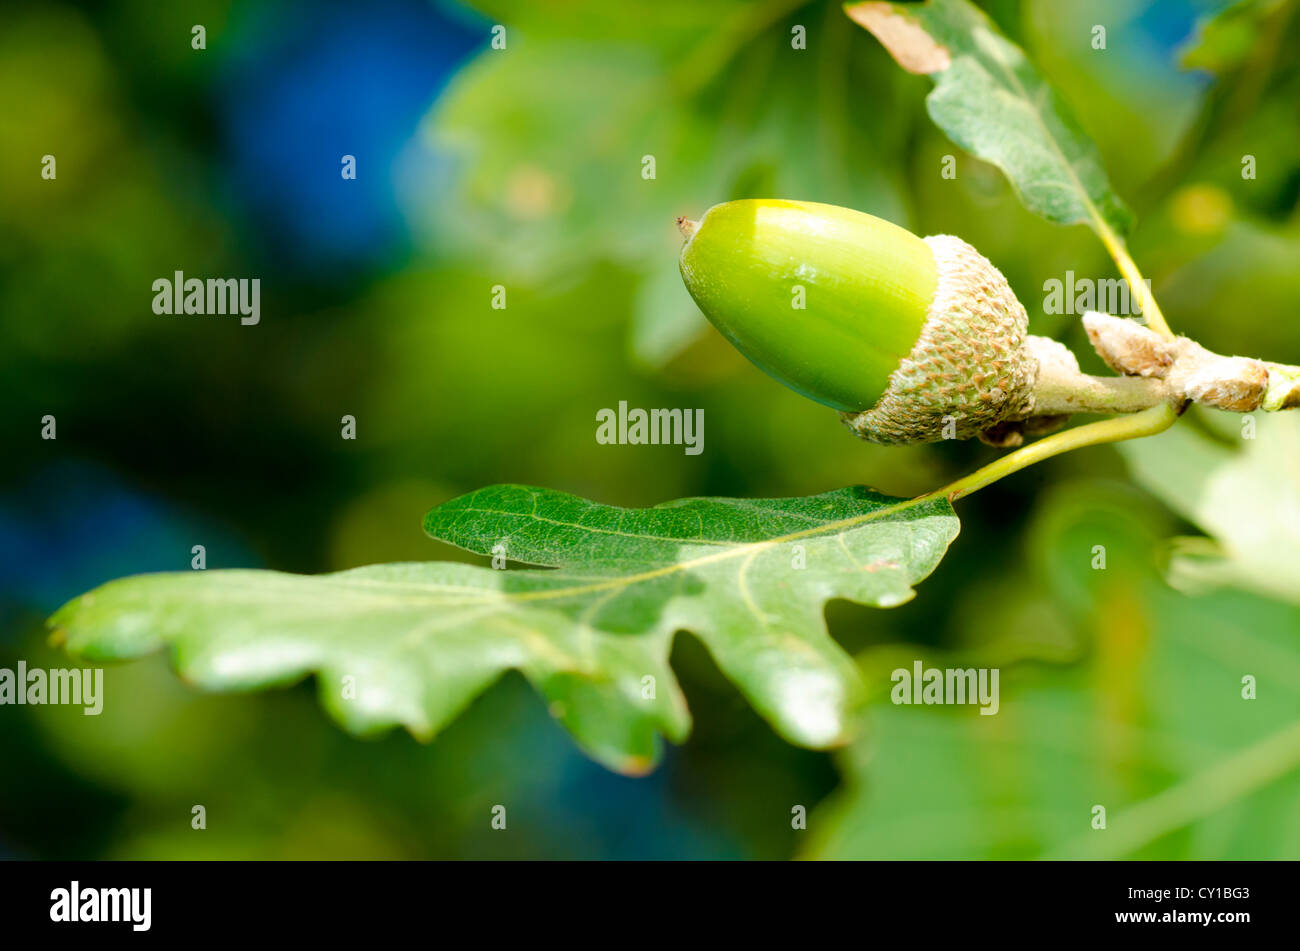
926, 402, 1182, 503
1096, 220, 1174, 340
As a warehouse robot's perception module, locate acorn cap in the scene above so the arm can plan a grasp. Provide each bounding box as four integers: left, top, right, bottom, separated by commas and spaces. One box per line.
678, 199, 1037, 444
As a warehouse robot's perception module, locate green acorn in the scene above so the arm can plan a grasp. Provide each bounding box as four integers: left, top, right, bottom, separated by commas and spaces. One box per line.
677, 199, 1038, 444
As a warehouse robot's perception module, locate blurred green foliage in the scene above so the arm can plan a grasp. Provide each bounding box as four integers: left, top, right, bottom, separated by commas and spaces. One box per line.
810, 473, 1300, 858
3, 0, 1299, 858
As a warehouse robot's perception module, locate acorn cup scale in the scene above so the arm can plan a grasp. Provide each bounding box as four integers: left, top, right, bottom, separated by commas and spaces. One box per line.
677, 199, 1039, 444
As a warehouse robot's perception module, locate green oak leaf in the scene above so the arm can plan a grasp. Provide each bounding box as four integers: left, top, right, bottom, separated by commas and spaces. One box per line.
1120, 411, 1300, 605
845, 0, 1134, 238
49, 485, 958, 775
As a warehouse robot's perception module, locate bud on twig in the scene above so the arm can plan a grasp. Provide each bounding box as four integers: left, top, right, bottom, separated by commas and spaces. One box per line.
1082, 312, 1173, 378
1084, 312, 1272, 413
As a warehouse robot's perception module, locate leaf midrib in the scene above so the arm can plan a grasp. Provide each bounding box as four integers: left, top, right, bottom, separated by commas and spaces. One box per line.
460, 493, 938, 604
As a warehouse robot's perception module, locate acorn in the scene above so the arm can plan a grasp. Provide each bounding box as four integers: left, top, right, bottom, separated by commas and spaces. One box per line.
677, 199, 1038, 444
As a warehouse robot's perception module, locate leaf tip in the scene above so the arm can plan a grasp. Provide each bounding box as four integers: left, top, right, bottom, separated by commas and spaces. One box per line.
845, 1, 952, 75
612, 753, 658, 777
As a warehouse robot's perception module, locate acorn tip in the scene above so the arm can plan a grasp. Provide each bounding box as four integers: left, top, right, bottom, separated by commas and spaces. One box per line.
676, 216, 699, 240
